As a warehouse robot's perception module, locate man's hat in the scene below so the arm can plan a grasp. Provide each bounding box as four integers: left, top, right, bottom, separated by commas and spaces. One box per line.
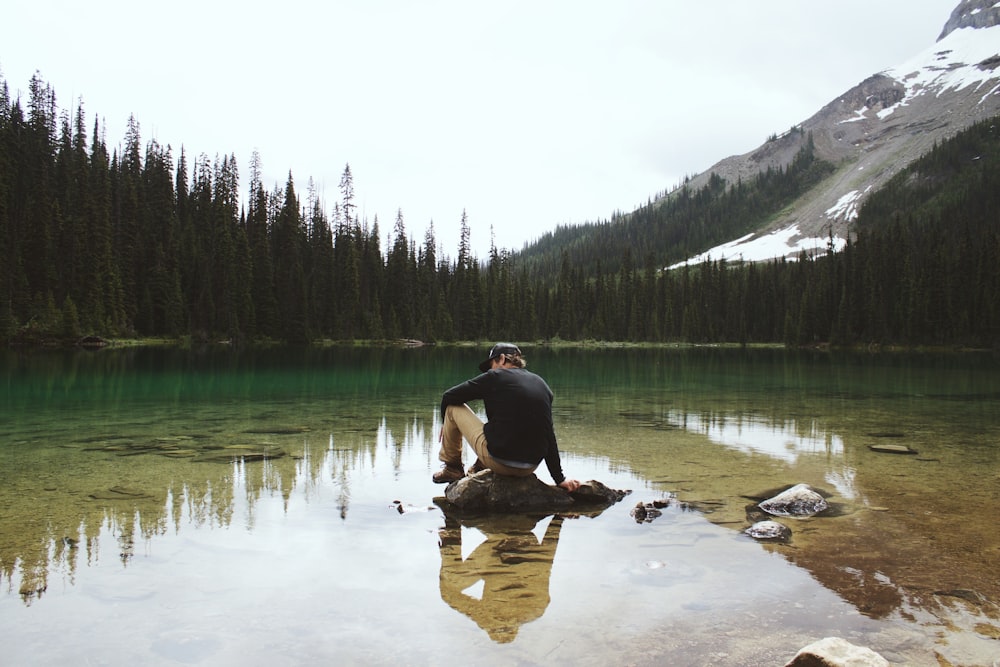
479, 342, 522, 373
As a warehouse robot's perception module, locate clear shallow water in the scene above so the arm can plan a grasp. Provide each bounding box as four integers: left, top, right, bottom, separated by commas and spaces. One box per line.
1, 346, 998, 666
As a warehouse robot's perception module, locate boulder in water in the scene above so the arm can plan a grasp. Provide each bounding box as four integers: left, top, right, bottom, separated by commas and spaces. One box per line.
784, 636, 888, 667
759, 483, 828, 517
438, 471, 626, 514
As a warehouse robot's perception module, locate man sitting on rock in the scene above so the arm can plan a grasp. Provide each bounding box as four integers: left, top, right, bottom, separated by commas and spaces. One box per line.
434, 342, 581, 492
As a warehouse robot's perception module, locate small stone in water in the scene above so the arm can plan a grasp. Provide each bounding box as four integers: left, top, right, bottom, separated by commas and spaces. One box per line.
868, 443, 918, 455
745, 520, 792, 541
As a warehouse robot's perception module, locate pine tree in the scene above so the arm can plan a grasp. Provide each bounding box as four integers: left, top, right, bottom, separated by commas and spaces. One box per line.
451, 209, 481, 338
0, 78, 13, 335
333, 164, 361, 338
246, 150, 278, 337
385, 208, 414, 337
273, 173, 308, 342
306, 183, 335, 337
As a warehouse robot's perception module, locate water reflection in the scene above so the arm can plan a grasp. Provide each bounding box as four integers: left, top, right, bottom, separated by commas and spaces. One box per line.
671, 409, 845, 462
436, 512, 563, 643
2, 347, 999, 666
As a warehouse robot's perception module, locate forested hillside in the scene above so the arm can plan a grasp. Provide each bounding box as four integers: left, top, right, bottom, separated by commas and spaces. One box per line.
537, 117, 999, 347
517, 127, 834, 284
1, 72, 997, 348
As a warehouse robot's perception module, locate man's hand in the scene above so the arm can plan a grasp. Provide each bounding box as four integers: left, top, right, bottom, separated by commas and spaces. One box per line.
558, 478, 581, 492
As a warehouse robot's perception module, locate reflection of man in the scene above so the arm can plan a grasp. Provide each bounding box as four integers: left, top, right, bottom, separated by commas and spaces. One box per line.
437, 512, 564, 643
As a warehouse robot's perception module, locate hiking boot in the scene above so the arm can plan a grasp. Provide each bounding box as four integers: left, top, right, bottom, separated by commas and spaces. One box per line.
432, 464, 465, 484
467, 459, 487, 475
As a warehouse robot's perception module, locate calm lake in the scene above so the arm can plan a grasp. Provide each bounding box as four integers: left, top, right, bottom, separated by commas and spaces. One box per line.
1, 345, 998, 666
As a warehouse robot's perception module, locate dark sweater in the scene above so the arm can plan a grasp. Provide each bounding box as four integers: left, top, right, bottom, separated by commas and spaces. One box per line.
440, 368, 566, 484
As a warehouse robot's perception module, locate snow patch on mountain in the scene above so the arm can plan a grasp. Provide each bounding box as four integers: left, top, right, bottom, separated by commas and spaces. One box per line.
670, 9, 999, 269
668, 225, 847, 269
878, 23, 1000, 117
825, 188, 869, 221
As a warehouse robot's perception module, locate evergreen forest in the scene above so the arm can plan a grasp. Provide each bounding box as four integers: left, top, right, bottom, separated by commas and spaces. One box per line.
1, 72, 998, 349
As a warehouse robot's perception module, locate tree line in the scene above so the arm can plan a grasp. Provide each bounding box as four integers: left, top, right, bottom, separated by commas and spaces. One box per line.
0, 73, 494, 344
1, 72, 997, 348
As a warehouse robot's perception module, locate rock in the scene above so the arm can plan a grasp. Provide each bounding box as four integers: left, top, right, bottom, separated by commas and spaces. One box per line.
571, 480, 631, 505
438, 471, 626, 514
867, 443, 917, 455
442, 471, 574, 512
88, 486, 155, 501
193, 445, 287, 463
784, 637, 889, 667
242, 426, 310, 435
745, 520, 791, 541
77, 335, 107, 349
391, 500, 436, 514
933, 588, 987, 605
159, 449, 198, 458
759, 484, 828, 517
629, 498, 670, 523
745, 504, 771, 523
630, 501, 661, 523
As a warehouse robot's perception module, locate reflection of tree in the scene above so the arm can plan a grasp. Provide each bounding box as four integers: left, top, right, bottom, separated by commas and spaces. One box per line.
1, 401, 430, 603
437, 512, 563, 643
0, 437, 365, 605
0, 348, 455, 604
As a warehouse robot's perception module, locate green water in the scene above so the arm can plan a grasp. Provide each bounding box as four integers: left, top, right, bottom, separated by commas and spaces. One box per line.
1, 346, 998, 666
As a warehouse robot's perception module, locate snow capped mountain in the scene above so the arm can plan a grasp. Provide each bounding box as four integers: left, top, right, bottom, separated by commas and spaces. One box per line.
670, 0, 1000, 266
887, 4, 1000, 114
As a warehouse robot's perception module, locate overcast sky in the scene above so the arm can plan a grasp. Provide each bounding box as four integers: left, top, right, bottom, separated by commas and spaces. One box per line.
2, 1, 959, 258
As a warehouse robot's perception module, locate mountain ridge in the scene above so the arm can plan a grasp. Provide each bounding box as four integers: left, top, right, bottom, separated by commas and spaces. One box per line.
939, 0, 1000, 38
666, 0, 1000, 265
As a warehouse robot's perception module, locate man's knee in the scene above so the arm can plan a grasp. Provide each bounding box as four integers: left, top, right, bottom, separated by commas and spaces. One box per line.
444, 404, 470, 420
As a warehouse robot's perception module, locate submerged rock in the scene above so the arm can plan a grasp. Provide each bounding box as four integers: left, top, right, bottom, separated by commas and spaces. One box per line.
759, 483, 828, 517
193, 445, 287, 463
159, 449, 198, 458
745, 520, 791, 541
88, 486, 155, 501
242, 426, 310, 435
868, 443, 918, 455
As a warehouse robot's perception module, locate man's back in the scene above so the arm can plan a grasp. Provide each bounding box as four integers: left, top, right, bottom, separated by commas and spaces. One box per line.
481, 368, 554, 464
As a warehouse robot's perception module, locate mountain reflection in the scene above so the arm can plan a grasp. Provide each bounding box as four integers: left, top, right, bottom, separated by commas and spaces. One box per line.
436, 512, 564, 643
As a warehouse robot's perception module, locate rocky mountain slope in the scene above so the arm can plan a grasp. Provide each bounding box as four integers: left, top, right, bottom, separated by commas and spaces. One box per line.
670, 0, 1000, 265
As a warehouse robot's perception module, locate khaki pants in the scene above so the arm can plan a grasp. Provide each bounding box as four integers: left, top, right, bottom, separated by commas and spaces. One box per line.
439, 404, 537, 477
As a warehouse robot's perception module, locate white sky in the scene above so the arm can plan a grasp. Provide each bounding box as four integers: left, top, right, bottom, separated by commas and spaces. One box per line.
1, 0, 958, 258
